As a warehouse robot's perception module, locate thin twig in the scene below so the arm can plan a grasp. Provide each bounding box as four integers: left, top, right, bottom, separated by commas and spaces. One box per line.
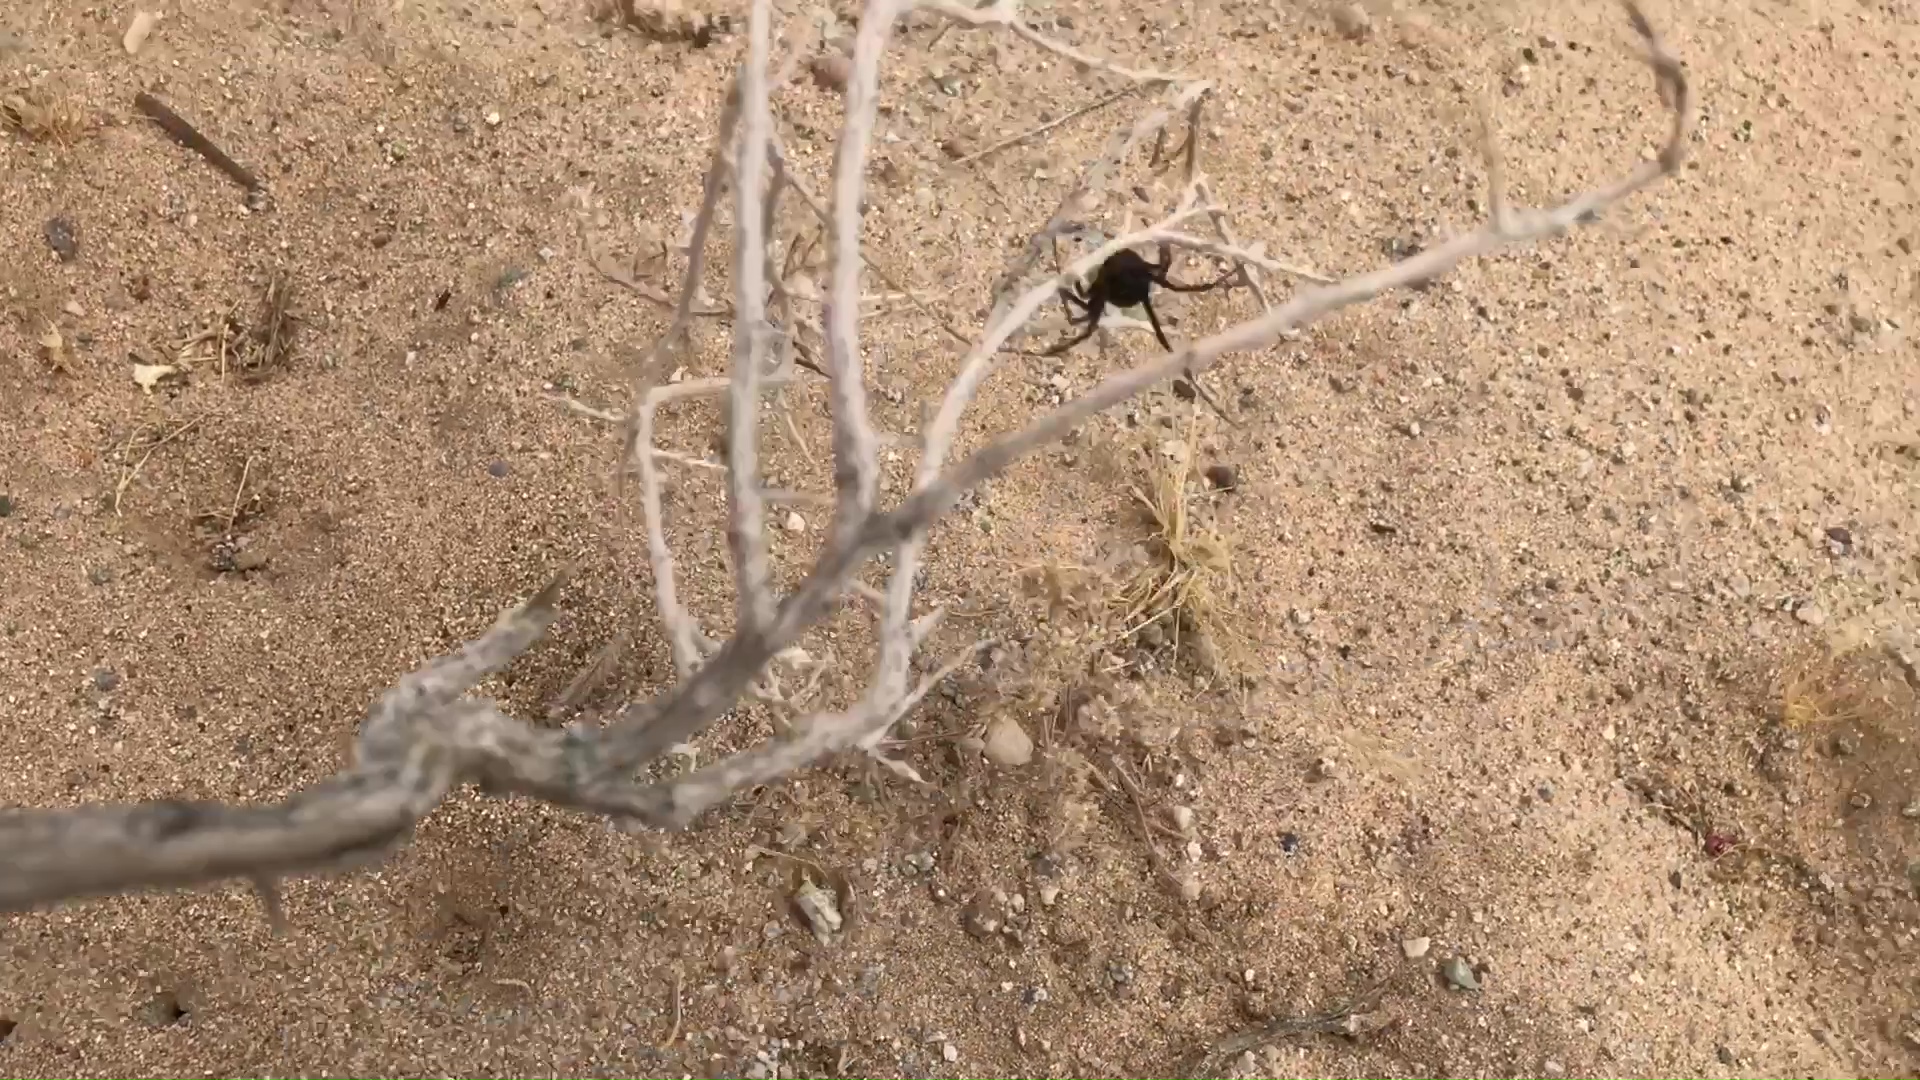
112, 415, 208, 515
921, 0, 1190, 85
1180, 975, 1401, 1076
223, 455, 255, 533
625, 76, 745, 679
770, 134, 975, 350
1193, 178, 1273, 311
547, 630, 632, 722
661, 969, 684, 1050
950, 83, 1144, 165
816, 0, 898, 547
1102, 755, 1182, 890
133, 91, 261, 191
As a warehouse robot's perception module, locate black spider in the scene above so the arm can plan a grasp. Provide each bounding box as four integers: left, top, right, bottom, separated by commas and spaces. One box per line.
1043, 245, 1237, 357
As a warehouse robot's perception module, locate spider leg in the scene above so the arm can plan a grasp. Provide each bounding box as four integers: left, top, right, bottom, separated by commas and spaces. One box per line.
1057, 280, 1095, 316
1152, 261, 1244, 294
1043, 294, 1108, 356
1042, 318, 1102, 357
1140, 295, 1173, 351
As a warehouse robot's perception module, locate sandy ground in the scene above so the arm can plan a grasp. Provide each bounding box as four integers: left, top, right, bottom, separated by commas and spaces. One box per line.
3, 0, 1918, 1075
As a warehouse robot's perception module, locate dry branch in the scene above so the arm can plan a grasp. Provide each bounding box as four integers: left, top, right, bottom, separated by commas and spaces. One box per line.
0, 1, 1691, 919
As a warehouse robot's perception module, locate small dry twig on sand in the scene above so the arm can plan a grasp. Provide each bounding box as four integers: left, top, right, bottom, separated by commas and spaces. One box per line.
1180, 974, 1401, 1076
0, 0, 1692, 919
111, 414, 208, 515
133, 91, 262, 192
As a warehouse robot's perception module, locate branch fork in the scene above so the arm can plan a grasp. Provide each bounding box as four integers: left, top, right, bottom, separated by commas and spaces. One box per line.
1, 1, 1691, 920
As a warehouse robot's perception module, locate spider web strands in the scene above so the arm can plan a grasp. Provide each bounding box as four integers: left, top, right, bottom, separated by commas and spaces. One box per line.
0, 0, 1690, 918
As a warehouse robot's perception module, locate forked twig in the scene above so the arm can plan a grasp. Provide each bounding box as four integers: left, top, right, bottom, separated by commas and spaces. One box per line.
1, 1, 1692, 921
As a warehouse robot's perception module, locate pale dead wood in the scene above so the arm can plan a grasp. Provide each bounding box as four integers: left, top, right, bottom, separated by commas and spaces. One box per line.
0, 0, 1691, 919
726, 0, 780, 634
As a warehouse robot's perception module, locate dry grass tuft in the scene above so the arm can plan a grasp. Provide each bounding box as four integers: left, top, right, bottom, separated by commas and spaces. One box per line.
243, 271, 300, 379
1113, 427, 1242, 677
174, 273, 300, 381
1778, 637, 1919, 735
1, 87, 93, 146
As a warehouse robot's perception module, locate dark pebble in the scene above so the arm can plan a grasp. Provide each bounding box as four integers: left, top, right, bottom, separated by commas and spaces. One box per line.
44, 217, 78, 262
487, 460, 510, 478
91, 668, 120, 692
1279, 831, 1300, 855
1204, 464, 1238, 491
87, 566, 113, 585
0, 493, 13, 517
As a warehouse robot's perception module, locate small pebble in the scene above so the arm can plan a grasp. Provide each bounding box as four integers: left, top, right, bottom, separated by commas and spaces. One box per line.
941, 1042, 959, 1063
1794, 601, 1828, 627
793, 880, 842, 943
782, 511, 806, 533
1440, 955, 1480, 991
91, 668, 120, 693
1329, 2, 1372, 39
808, 53, 851, 92
486, 460, 511, 478
982, 715, 1033, 767
1401, 936, 1431, 960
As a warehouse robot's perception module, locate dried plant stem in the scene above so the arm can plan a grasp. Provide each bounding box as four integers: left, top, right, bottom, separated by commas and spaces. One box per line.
0, 2, 1691, 920
726, 0, 780, 633
950, 84, 1144, 165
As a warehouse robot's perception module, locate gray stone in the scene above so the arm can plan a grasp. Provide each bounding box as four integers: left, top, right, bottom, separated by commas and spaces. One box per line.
1440, 955, 1480, 991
